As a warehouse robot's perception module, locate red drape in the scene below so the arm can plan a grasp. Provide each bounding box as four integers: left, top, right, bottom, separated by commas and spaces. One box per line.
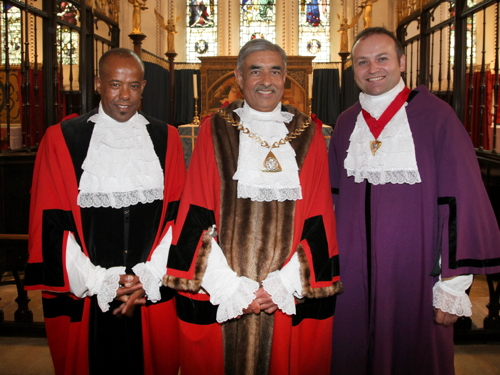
463, 71, 494, 150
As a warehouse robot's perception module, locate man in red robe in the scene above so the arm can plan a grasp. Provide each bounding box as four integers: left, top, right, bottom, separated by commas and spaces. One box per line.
164, 39, 342, 375
25, 48, 185, 375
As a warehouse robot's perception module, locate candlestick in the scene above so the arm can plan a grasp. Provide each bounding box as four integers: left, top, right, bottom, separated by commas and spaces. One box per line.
308, 73, 313, 99
193, 74, 198, 98
193, 97, 200, 125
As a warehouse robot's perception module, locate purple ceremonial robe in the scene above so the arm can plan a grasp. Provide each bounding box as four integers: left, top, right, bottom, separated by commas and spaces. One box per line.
328, 85, 500, 375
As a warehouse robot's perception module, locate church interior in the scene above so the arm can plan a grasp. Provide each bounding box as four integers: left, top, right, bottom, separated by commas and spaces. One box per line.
0, 0, 499, 373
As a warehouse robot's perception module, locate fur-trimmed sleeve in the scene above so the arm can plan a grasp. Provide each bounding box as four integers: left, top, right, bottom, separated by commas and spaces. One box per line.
294, 119, 343, 298
164, 116, 221, 292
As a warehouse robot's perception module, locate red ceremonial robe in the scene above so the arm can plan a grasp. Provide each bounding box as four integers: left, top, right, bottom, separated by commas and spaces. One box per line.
165, 100, 342, 375
25, 110, 185, 375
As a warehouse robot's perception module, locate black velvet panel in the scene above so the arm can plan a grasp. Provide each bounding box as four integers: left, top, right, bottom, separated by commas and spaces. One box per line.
25, 209, 78, 288
407, 90, 420, 103
166, 200, 180, 225
60, 110, 97, 184
81, 200, 163, 273
301, 215, 340, 281
167, 204, 216, 272
141, 112, 168, 172
176, 293, 218, 325
439, 197, 500, 269
42, 294, 85, 322
292, 295, 336, 326
88, 297, 144, 375
145, 286, 176, 306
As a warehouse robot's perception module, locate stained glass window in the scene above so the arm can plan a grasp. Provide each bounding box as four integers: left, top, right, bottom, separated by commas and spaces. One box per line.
0, 3, 22, 65
186, 0, 218, 63
240, 1, 276, 46
56, 1, 79, 65
56, 26, 79, 65
298, 0, 331, 63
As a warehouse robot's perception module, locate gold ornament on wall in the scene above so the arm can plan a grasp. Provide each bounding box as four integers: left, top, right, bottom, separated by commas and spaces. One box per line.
129, 0, 148, 35
360, 0, 378, 29
154, 9, 181, 54
337, 10, 363, 53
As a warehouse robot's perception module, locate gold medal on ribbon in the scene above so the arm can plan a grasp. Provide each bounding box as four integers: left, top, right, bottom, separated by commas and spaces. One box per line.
370, 140, 382, 156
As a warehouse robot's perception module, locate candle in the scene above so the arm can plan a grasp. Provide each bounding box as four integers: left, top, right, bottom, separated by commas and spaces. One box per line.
308, 73, 313, 99
193, 74, 198, 98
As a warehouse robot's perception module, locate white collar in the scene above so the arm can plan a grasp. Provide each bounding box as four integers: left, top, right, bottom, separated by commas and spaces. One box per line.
77, 102, 164, 209
359, 78, 406, 118
344, 79, 422, 185
232, 102, 302, 202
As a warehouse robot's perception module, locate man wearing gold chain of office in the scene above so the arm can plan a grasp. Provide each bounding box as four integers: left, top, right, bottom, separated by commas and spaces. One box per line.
164, 38, 342, 375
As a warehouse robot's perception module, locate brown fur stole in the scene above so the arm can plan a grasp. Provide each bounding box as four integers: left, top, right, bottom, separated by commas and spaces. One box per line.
212, 100, 315, 375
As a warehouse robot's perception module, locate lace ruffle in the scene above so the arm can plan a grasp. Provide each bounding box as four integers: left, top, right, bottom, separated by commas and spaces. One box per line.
231, 102, 302, 202
79, 103, 164, 209
97, 266, 125, 313
433, 282, 472, 317
344, 79, 421, 186
262, 271, 295, 315
237, 184, 302, 202
78, 188, 163, 209
216, 276, 259, 323
132, 262, 161, 303
346, 169, 421, 185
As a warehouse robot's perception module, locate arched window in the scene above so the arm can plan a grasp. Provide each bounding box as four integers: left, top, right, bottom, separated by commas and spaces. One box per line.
186, 0, 218, 63
298, 0, 331, 62
240, 0, 276, 46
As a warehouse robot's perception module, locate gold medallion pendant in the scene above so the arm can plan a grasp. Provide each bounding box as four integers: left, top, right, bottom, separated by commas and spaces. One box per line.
263, 151, 282, 172
370, 140, 382, 156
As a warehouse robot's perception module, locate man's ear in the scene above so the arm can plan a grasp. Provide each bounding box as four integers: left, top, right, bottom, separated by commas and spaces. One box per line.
399, 54, 406, 73
95, 76, 101, 94
234, 69, 243, 89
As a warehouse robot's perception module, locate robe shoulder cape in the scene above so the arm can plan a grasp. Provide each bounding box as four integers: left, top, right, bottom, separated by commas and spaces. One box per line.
25, 109, 186, 375
329, 85, 500, 375
165, 100, 342, 375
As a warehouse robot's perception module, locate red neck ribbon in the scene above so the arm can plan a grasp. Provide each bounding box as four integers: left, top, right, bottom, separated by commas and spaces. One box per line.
362, 86, 411, 140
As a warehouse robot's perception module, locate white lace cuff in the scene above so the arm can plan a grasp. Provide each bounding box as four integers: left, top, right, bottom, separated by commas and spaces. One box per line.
96, 266, 126, 313
433, 280, 473, 317
216, 276, 259, 323
132, 262, 162, 303
262, 271, 296, 315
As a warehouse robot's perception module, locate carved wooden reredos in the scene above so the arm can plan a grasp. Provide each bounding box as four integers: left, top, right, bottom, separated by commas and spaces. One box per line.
198, 56, 315, 118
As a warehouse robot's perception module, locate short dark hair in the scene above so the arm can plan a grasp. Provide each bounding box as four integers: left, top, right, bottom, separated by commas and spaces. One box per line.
98, 48, 145, 76
352, 27, 404, 60
237, 38, 287, 71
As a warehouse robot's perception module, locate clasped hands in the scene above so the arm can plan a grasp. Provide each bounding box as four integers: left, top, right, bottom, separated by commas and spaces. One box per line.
113, 274, 146, 318
241, 287, 279, 316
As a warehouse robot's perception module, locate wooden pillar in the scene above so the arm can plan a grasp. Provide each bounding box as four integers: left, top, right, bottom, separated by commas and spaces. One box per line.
129, 33, 147, 59
339, 51, 351, 112
165, 52, 177, 125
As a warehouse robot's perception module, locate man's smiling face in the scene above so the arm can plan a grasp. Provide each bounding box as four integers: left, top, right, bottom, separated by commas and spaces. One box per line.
95, 55, 146, 122
352, 33, 406, 96
234, 50, 287, 112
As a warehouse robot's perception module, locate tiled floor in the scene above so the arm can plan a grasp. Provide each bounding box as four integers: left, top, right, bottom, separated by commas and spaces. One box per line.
0, 274, 499, 375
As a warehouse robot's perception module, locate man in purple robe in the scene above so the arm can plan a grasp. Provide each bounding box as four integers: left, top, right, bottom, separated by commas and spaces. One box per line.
329, 27, 500, 375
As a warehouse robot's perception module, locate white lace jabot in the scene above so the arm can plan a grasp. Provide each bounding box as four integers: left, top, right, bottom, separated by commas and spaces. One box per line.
233, 102, 302, 202
77, 102, 164, 209
344, 78, 422, 185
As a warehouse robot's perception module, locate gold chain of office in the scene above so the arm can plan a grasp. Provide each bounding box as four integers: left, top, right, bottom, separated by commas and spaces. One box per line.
218, 109, 311, 172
